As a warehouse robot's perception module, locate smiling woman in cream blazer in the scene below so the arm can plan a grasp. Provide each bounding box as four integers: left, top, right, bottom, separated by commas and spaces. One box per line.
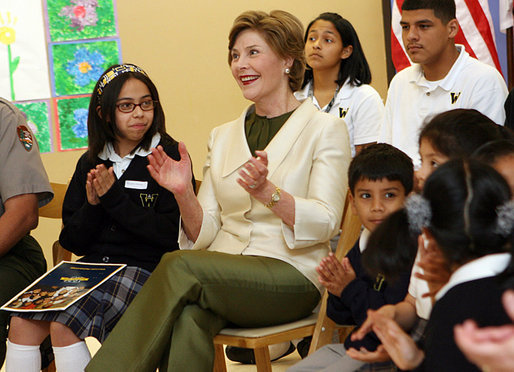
191, 99, 348, 289
86, 10, 350, 372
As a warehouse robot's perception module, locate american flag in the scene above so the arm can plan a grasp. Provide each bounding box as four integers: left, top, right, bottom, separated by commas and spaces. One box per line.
391, 0, 502, 73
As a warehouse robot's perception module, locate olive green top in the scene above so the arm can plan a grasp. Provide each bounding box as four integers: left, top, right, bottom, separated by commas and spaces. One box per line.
245, 110, 294, 156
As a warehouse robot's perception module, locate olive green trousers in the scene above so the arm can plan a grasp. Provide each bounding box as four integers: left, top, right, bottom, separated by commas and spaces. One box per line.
86, 250, 320, 372
0, 235, 46, 367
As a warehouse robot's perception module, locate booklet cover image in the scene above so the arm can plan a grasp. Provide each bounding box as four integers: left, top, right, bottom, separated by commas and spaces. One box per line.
1, 261, 126, 312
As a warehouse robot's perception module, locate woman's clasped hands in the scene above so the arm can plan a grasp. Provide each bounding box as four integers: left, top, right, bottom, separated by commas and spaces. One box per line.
237, 150, 275, 201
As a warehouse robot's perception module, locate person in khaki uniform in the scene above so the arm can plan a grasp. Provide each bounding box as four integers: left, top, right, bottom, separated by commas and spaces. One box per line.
0, 98, 53, 368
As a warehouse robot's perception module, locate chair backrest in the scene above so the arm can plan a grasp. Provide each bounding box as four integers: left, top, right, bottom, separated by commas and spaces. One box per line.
39, 182, 67, 219
39, 182, 72, 266
308, 190, 361, 354
334, 192, 361, 260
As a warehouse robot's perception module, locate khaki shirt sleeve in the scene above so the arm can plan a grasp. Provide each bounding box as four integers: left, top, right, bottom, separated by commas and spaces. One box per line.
0, 99, 53, 216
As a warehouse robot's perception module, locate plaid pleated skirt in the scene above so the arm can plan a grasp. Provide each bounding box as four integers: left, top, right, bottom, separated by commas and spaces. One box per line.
12, 266, 150, 342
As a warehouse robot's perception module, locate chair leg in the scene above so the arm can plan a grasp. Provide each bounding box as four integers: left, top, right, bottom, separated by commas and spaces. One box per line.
213, 344, 227, 372
254, 346, 272, 372
42, 360, 56, 372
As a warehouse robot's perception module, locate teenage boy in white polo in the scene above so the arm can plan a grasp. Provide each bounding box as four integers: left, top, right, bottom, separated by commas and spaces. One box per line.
379, 0, 507, 167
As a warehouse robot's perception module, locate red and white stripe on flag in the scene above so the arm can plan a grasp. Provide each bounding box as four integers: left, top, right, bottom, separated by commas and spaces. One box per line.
391, 0, 502, 73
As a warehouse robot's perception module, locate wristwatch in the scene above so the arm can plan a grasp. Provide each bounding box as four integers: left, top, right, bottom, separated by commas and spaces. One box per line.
265, 187, 281, 208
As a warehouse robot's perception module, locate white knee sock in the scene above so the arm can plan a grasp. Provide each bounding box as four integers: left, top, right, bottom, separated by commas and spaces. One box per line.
5, 340, 41, 372
53, 341, 91, 372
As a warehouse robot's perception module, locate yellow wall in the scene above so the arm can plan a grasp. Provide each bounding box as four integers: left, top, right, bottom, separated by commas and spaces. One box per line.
34, 0, 388, 267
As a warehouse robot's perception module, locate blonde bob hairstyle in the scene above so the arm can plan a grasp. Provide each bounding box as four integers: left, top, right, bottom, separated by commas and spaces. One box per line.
228, 10, 306, 92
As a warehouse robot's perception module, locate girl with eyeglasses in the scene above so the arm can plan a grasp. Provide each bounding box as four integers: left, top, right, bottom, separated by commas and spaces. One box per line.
5, 64, 193, 372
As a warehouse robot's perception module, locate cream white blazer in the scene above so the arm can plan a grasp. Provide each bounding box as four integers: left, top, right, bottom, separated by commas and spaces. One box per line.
180, 99, 351, 291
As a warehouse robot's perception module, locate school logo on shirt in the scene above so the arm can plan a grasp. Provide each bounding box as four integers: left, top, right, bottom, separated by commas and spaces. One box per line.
16, 125, 33, 152
339, 107, 349, 118
373, 273, 386, 291
450, 92, 461, 104
140, 193, 159, 207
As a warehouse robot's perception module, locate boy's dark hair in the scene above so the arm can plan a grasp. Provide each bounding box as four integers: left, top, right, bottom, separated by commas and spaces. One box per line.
362, 208, 418, 281
302, 12, 371, 88
402, 0, 456, 24
87, 64, 171, 163
473, 139, 514, 165
348, 143, 413, 195
419, 109, 503, 159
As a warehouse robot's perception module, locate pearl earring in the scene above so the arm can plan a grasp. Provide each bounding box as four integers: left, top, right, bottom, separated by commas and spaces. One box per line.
285, 68, 290, 74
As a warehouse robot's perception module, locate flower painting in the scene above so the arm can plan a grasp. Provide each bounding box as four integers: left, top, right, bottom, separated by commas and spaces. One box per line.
66, 47, 105, 86
46, 0, 116, 42
50, 39, 120, 96
55, 95, 90, 151
59, 0, 99, 32
0, 1, 51, 101
0, 0, 121, 152
14, 100, 53, 153
0, 11, 19, 100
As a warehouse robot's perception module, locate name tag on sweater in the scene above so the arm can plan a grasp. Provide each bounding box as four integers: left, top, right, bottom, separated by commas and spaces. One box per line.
125, 180, 148, 190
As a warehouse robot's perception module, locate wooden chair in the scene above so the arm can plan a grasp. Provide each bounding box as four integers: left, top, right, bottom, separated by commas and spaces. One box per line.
308, 196, 361, 354
39, 182, 72, 266
212, 191, 362, 372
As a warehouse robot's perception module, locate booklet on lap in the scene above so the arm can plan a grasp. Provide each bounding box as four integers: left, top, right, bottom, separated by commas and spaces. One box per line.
1, 261, 126, 312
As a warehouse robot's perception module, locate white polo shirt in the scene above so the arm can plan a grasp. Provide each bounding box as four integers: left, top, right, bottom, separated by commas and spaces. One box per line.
408, 249, 433, 320
379, 45, 508, 168
296, 79, 384, 157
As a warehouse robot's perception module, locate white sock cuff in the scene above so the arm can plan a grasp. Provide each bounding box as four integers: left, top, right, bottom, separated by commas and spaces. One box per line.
6, 340, 41, 372
52, 340, 89, 353
6, 340, 40, 351
53, 341, 91, 372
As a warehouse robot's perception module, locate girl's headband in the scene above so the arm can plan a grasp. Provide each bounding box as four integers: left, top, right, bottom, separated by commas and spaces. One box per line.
97, 64, 148, 96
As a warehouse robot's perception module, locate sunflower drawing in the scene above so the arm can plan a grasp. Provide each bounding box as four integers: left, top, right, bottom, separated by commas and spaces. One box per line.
0, 11, 19, 101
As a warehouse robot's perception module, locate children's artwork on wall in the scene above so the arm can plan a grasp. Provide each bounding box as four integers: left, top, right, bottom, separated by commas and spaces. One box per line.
14, 100, 53, 154
0, 0, 51, 101
54, 95, 91, 151
46, 0, 117, 42
50, 39, 121, 96
2, 0, 120, 152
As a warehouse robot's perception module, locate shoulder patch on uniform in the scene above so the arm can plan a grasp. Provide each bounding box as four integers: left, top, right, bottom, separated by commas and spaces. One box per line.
17, 125, 33, 151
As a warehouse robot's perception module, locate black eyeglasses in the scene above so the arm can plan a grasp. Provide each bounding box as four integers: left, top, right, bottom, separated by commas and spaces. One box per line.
116, 100, 157, 113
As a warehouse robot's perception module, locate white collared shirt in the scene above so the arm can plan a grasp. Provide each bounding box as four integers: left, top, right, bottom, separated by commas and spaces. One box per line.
435, 252, 511, 301
379, 45, 507, 168
98, 133, 161, 178
295, 80, 384, 157
359, 227, 371, 253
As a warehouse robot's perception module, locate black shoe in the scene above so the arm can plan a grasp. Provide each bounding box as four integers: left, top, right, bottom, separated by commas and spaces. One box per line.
225, 342, 296, 364
297, 336, 312, 359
